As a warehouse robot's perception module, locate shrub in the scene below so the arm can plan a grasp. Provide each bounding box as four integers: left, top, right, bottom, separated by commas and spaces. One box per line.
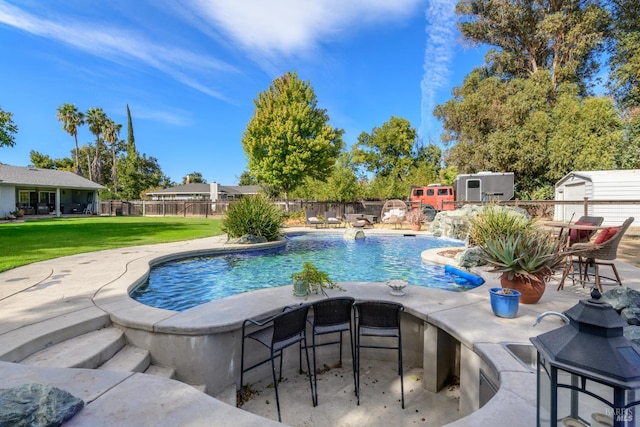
468, 204, 535, 247
405, 209, 427, 225
222, 195, 284, 241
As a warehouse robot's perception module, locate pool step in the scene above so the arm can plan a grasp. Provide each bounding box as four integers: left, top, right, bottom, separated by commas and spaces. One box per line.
0, 306, 111, 363
98, 344, 150, 373
15, 323, 205, 393
143, 364, 176, 379
21, 327, 125, 369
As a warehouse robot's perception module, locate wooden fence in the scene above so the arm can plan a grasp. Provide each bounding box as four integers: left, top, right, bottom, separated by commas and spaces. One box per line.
98, 198, 640, 222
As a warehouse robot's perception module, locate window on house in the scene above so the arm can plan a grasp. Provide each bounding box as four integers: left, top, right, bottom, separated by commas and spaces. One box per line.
19, 191, 31, 205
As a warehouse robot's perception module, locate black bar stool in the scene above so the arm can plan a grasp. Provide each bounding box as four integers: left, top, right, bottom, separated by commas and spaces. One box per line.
354, 300, 404, 408
240, 304, 314, 422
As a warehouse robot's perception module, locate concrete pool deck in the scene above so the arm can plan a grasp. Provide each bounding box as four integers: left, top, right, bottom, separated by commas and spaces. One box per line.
1, 227, 639, 426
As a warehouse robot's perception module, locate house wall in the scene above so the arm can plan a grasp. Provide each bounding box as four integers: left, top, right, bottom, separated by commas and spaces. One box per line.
0, 186, 16, 218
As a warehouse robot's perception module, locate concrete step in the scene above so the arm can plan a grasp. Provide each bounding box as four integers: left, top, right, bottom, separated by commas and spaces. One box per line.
98, 345, 150, 373
21, 327, 125, 369
189, 383, 207, 393
0, 306, 110, 363
144, 364, 176, 379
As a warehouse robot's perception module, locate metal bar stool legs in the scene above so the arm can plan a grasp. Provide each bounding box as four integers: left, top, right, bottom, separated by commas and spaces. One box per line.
354, 301, 404, 409
240, 304, 314, 423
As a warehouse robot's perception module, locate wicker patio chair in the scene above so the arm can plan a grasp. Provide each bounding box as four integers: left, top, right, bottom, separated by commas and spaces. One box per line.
571, 217, 634, 292
380, 199, 407, 229
569, 215, 604, 245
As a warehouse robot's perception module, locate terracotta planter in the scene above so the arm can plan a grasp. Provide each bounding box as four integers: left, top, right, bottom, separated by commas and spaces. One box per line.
410, 224, 422, 231
500, 273, 546, 304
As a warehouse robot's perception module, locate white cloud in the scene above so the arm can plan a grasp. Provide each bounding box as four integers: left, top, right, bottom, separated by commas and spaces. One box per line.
181, 0, 423, 59
420, 0, 457, 141
0, 1, 236, 100
132, 105, 192, 127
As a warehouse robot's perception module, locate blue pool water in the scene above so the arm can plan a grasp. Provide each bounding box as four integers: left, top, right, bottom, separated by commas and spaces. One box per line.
131, 233, 470, 311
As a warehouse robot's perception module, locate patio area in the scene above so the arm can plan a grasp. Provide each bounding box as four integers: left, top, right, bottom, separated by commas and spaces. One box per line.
1, 227, 639, 426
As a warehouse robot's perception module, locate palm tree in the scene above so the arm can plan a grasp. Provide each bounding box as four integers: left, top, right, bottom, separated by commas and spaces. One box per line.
85, 107, 107, 183
56, 103, 85, 174
102, 118, 122, 192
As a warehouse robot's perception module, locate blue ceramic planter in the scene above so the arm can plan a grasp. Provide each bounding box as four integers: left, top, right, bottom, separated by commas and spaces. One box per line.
489, 288, 521, 318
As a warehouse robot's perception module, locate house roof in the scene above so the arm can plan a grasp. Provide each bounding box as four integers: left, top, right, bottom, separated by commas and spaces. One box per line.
146, 183, 260, 196
555, 169, 640, 187
0, 164, 105, 190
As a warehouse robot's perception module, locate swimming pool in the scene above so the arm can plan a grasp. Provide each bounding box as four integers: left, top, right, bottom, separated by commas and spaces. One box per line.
131, 233, 470, 311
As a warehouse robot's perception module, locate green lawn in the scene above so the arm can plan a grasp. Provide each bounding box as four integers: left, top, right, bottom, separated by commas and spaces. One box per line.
0, 216, 224, 272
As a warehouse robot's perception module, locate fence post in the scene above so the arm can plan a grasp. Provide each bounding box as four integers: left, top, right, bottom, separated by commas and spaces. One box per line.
584, 197, 589, 216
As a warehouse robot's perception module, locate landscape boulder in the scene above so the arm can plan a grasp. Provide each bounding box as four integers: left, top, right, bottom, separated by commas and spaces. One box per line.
0, 383, 84, 427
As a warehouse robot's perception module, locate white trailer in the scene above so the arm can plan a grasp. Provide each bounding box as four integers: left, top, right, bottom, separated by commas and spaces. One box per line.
454, 172, 514, 202
554, 170, 640, 226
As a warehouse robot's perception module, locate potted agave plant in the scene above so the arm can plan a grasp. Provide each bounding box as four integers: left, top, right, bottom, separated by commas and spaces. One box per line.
291, 262, 343, 297
481, 230, 565, 304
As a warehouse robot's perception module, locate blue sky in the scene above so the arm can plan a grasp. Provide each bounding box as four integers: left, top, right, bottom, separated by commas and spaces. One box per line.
0, 0, 486, 185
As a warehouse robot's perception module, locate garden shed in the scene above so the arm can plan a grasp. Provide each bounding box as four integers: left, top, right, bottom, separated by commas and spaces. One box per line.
554, 169, 640, 226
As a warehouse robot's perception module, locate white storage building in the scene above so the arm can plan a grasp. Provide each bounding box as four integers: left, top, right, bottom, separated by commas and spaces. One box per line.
554, 170, 640, 226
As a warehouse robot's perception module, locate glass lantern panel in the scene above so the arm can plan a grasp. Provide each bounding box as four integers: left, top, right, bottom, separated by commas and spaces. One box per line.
556, 369, 616, 426
538, 356, 552, 426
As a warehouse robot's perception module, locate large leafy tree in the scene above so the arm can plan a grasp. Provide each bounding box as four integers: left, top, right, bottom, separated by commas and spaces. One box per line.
29, 150, 74, 170
436, 0, 620, 197
350, 116, 442, 198
56, 103, 85, 174
352, 116, 418, 181
436, 70, 623, 196
457, 0, 608, 96
182, 171, 206, 184
242, 71, 344, 209
608, 0, 640, 168
1, 107, 18, 147
292, 153, 363, 201
85, 107, 107, 183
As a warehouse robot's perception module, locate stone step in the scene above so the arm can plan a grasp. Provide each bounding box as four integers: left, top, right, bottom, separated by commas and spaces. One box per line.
0, 306, 110, 363
98, 345, 150, 373
21, 327, 125, 369
144, 364, 176, 379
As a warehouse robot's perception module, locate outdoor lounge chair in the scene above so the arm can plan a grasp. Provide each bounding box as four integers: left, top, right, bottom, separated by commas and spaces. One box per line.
305, 210, 325, 228
570, 217, 634, 292
240, 304, 314, 422
324, 211, 342, 228
82, 203, 93, 214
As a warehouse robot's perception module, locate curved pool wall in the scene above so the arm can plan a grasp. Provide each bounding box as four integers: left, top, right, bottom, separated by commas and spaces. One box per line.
132, 233, 470, 311
91, 229, 575, 425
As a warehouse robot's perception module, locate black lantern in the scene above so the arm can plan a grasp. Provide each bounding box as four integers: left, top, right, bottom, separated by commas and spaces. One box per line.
531, 291, 640, 427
